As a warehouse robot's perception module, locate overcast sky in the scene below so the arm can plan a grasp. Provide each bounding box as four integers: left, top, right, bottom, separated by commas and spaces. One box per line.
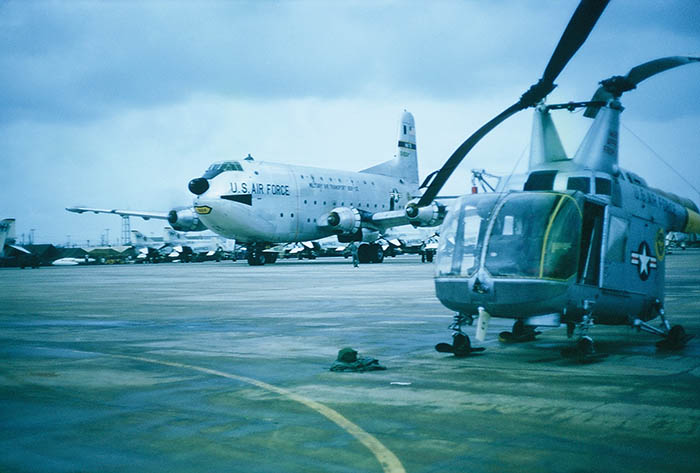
1, 0, 699, 245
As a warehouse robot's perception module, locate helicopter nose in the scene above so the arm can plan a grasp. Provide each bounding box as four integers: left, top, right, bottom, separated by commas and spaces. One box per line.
188, 177, 209, 195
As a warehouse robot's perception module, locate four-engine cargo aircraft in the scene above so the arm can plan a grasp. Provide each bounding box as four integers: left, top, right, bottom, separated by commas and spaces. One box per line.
408, 0, 700, 359
187, 110, 425, 265
69, 111, 439, 266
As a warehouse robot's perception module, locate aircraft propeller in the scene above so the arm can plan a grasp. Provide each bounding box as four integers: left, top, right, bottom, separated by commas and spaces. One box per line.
583, 56, 700, 118
416, 0, 610, 208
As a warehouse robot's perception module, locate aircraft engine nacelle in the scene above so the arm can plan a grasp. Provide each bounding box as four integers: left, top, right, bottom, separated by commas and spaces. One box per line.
167, 208, 207, 232
326, 207, 361, 235
405, 200, 446, 227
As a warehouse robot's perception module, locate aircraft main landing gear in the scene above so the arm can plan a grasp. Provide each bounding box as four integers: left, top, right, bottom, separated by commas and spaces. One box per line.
634, 302, 694, 350
561, 312, 608, 362
498, 319, 540, 343
357, 243, 384, 264
435, 312, 485, 357
247, 243, 266, 266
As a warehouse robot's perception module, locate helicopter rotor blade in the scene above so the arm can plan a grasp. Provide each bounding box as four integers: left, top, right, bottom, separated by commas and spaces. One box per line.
417, 0, 609, 207
584, 56, 700, 118
542, 0, 610, 84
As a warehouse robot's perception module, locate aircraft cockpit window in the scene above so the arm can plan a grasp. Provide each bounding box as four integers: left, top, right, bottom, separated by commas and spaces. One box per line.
595, 178, 612, 195
567, 177, 590, 193
485, 193, 582, 280
202, 161, 243, 179
524, 171, 557, 191
436, 194, 500, 277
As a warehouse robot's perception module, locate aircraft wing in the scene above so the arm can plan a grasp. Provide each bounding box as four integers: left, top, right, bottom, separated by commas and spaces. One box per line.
7, 244, 32, 255
368, 210, 410, 230
66, 207, 169, 221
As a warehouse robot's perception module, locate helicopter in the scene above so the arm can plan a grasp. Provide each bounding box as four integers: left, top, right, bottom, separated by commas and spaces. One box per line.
401, 0, 700, 359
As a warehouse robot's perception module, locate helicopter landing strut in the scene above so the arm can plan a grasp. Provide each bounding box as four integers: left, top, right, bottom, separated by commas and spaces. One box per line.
435, 312, 485, 357
633, 302, 694, 350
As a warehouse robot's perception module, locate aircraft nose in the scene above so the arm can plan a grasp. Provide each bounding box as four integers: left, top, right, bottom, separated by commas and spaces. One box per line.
188, 177, 209, 195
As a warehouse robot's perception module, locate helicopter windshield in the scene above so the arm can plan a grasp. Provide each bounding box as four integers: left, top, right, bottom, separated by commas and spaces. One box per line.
436, 193, 501, 277
437, 192, 582, 280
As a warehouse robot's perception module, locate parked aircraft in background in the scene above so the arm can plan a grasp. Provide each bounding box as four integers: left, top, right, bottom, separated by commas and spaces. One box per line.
0, 218, 38, 268
131, 228, 233, 262
381, 225, 439, 262
666, 232, 700, 250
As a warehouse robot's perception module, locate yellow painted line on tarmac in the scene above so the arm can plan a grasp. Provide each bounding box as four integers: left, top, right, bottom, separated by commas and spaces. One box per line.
112, 354, 406, 473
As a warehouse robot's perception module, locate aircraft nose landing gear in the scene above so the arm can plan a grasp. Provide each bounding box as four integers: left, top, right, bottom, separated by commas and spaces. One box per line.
435, 312, 485, 357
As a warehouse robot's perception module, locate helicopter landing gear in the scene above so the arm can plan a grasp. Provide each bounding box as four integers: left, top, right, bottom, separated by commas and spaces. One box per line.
633, 303, 694, 350
498, 319, 541, 343
560, 335, 607, 362
561, 311, 607, 362
435, 312, 485, 357
657, 325, 694, 350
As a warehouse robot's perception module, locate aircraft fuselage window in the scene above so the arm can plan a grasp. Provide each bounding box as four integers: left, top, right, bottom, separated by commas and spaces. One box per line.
606, 215, 628, 263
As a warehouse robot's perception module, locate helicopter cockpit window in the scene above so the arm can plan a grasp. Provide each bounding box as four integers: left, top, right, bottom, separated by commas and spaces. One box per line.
485, 193, 582, 280
567, 177, 590, 193
524, 171, 557, 191
595, 177, 612, 195
202, 161, 244, 179
436, 194, 500, 277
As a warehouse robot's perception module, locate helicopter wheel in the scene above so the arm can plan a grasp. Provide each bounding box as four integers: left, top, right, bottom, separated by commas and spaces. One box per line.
577, 336, 595, 356
435, 332, 485, 357
561, 336, 607, 363
656, 325, 694, 350
452, 333, 472, 357
499, 319, 540, 343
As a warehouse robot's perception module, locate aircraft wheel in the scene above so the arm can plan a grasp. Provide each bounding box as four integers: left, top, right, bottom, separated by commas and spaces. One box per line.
372, 245, 384, 263
426, 251, 434, 263
264, 252, 278, 264
512, 319, 525, 337
658, 325, 693, 350
452, 333, 472, 357
247, 252, 265, 266
357, 244, 371, 264
577, 336, 595, 356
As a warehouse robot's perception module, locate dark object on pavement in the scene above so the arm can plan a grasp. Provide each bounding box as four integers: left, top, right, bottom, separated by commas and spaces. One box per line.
330, 347, 386, 372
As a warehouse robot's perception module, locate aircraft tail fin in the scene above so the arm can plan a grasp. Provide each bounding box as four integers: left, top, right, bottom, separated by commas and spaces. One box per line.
360, 110, 419, 184
0, 218, 16, 251
164, 227, 183, 243
131, 230, 149, 245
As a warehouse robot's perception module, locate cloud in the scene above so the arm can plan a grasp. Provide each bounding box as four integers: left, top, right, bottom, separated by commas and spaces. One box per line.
7, 0, 697, 125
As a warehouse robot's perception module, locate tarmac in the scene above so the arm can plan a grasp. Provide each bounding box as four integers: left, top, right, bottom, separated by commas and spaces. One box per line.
1, 251, 699, 473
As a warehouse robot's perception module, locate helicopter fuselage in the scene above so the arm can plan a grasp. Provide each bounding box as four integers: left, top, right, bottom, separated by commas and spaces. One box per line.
434, 168, 699, 328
